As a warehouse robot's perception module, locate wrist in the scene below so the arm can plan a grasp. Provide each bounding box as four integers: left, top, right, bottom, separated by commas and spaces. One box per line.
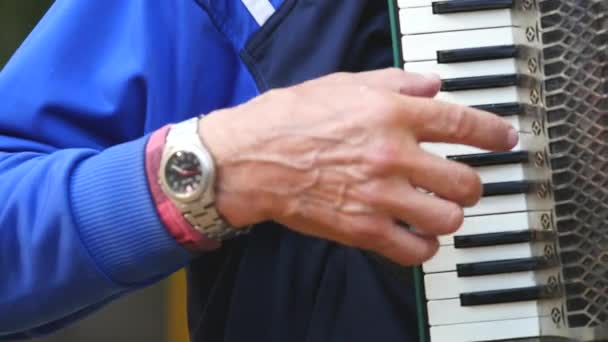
197, 110, 273, 227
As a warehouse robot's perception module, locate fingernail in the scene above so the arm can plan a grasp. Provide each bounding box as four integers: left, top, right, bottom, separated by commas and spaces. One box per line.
508, 128, 519, 147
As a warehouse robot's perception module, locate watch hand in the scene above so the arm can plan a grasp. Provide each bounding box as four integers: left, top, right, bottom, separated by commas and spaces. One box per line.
179, 170, 198, 176
171, 164, 199, 176
171, 164, 189, 174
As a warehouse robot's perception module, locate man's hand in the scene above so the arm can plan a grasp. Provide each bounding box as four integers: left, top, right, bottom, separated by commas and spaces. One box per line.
198, 68, 518, 265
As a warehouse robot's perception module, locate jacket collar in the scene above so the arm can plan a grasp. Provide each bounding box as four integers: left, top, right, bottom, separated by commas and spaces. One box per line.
194, 0, 285, 50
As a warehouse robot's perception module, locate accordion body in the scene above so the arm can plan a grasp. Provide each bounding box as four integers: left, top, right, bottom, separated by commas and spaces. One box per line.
389, 0, 608, 340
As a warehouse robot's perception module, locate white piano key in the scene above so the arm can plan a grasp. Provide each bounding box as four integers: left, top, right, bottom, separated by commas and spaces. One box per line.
477, 161, 547, 187
398, 0, 435, 8
403, 59, 518, 79
400, 8, 513, 35
427, 298, 540, 325
436, 86, 520, 106
421, 133, 534, 157
477, 163, 525, 184
503, 115, 526, 132
424, 271, 537, 300
439, 211, 531, 245
402, 27, 520, 62
430, 317, 541, 342
423, 242, 533, 273
464, 193, 529, 216
398, 0, 479, 9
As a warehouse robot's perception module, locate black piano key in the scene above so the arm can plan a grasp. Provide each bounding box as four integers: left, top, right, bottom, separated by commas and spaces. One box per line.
432, 0, 513, 14
454, 230, 533, 248
460, 285, 553, 306
448, 151, 530, 167
454, 230, 555, 249
457, 256, 555, 277
472, 102, 523, 117
483, 181, 531, 197
437, 45, 518, 64
441, 74, 518, 92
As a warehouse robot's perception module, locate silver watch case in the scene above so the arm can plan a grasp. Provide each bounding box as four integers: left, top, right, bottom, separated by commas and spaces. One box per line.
158, 139, 215, 204
158, 118, 247, 241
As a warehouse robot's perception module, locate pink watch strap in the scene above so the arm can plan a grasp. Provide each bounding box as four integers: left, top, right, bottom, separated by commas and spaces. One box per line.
145, 125, 221, 252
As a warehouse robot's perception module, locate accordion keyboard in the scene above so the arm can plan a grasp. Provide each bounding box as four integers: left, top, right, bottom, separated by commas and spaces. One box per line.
396, 0, 608, 340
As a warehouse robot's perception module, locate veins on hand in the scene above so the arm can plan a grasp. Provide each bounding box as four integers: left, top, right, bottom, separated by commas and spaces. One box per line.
218, 129, 375, 215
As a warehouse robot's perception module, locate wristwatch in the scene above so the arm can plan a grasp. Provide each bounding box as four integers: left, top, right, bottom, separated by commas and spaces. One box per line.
158, 117, 244, 241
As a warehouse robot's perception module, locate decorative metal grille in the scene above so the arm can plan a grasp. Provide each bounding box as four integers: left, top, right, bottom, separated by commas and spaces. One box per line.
540, 0, 608, 328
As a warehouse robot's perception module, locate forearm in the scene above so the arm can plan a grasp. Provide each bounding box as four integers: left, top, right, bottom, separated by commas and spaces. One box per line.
0, 0, 225, 336
0, 136, 190, 336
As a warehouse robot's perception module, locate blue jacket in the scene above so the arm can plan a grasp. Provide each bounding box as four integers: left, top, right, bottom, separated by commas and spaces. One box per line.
0, 1, 420, 341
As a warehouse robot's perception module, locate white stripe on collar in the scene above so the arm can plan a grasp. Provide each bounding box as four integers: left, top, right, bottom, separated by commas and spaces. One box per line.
242, 0, 276, 26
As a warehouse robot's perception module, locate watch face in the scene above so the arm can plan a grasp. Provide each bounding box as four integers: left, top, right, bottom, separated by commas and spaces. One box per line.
164, 151, 204, 196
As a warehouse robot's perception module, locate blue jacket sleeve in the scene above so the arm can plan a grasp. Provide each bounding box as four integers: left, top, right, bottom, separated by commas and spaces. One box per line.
0, 1, 204, 337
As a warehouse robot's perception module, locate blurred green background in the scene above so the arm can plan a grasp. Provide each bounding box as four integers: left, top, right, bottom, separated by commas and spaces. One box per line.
0, 2, 189, 342
0, 1, 52, 67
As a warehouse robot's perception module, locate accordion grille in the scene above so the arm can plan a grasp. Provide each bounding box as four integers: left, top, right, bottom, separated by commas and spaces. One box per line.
541, 0, 608, 328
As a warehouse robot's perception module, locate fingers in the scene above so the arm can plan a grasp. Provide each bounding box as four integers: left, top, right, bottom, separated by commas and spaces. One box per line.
404, 150, 482, 207
306, 69, 516, 152
395, 185, 465, 236
374, 223, 439, 266
358, 180, 464, 236
398, 96, 519, 151
355, 68, 442, 97
323, 68, 441, 98
278, 201, 439, 266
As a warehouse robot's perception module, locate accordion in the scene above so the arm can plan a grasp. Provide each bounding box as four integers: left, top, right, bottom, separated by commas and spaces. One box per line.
388, 0, 608, 340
